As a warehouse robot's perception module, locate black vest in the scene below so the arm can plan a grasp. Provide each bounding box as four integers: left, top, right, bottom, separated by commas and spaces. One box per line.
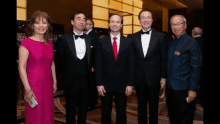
76, 52, 88, 75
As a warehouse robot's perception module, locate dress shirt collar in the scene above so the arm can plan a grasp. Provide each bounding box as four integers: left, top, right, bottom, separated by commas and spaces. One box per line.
142, 27, 152, 32
86, 29, 93, 35
174, 32, 187, 40
73, 31, 83, 36
194, 35, 201, 38
110, 33, 120, 41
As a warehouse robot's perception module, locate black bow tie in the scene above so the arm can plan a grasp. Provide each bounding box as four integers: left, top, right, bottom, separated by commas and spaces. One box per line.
75, 35, 84, 40
141, 29, 152, 35
73, 32, 85, 39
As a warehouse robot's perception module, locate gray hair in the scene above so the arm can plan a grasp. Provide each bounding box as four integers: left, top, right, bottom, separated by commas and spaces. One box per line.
170, 15, 187, 24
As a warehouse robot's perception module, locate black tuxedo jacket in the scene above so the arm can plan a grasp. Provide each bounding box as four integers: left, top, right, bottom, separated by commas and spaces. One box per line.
56, 33, 92, 93
129, 29, 166, 87
95, 34, 135, 93
87, 30, 99, 68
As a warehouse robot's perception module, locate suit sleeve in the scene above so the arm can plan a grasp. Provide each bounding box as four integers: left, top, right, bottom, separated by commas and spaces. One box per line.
189, 40, 202, 92
95, 39, 103, 86
160, 33, 167, 79
92, 34, 99, 68
128, 39, 135, 86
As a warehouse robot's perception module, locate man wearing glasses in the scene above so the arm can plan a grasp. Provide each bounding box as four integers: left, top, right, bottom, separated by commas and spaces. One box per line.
166, 15, 202, 124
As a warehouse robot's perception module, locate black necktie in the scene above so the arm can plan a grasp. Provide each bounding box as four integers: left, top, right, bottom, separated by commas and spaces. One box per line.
141, 29, 152, 35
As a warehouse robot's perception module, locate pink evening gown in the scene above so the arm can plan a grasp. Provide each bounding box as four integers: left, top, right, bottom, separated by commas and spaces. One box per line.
20, 38, 54, 124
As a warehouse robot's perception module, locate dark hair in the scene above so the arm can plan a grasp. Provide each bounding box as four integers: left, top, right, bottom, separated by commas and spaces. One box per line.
25, 10, 52, 46
86, 18, 94, 27
138, 8, 154, 20
108, 13, 123, 24
71, 11, 86, 20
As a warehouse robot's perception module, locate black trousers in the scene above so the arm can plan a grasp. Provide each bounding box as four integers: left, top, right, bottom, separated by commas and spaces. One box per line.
165, 88, 196, 124
65, 75, 88, 124
135, 83, 160, 124
87, 72, 98, 108
101, 91, 127, 124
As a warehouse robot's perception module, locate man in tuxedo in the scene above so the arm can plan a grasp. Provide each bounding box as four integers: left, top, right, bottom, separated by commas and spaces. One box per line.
85, 19, 99, 109
96, 13, 135, 124
166, 15, 202, 124
57, 11, 92, 124
128, 9, 167, 124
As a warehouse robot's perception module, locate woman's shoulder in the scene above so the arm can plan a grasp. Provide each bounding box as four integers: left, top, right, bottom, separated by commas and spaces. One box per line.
20, 38, 32, 51
47, 40, 53, 45
20, 37, 32, 45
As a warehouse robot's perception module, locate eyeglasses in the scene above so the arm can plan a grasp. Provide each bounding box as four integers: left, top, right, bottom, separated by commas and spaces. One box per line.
171, 22, 185, 27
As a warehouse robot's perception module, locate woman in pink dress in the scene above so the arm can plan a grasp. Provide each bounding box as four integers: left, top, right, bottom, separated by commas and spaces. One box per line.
18, 10, 57, 124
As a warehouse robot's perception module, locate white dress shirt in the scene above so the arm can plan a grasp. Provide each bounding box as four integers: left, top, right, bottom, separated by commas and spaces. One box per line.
86, 29, 93, 35
110, 33, 120, 53
141, 28, 152, 57
141, 28, 166, 81
73, 31, 86, 60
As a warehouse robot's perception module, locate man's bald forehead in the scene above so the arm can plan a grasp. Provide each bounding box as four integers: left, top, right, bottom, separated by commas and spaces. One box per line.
193, 27, 201, 31
170, 15, 186, 23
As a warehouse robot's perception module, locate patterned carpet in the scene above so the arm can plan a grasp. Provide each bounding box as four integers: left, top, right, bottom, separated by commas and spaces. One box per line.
17, 89, 203, 124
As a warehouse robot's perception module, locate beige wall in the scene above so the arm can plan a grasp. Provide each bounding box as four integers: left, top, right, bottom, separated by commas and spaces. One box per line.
27, 0, 169, 33
27, 0, 92, 34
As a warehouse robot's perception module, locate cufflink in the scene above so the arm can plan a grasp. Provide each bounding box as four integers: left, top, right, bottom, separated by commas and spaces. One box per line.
91, 46, 93, 48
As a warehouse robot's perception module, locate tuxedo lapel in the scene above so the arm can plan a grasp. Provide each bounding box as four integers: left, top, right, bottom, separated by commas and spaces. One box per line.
65, 33, 77, 61
135, 30, 144, 58
85, 34, 91, 65
146, 30, 157, 57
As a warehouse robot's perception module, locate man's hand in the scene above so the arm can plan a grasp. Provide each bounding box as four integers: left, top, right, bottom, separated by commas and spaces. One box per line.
188, 90, 196, 103
97, 85, 106, 96
91, 67, 95, 72
160, 79, 166, 89
125, 86, 133, 96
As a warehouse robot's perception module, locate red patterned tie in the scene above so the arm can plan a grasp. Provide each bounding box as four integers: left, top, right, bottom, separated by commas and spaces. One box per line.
112, 37, 118, 61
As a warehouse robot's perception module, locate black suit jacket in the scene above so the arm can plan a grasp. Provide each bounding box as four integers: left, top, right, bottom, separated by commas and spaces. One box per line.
129, 29, 166, 87
95, 34, 135, 93
57, 33, 92, 93
87, 30, 99, 68
194, 36, 203, 56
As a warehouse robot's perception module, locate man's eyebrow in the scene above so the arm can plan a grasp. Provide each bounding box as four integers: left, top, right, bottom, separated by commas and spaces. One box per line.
77, 16, 85, 19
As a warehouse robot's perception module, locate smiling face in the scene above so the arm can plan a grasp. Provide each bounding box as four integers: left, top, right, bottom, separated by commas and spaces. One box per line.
139, 11, 153, 30
109, 15, 123, 33
170, 15, 187, 39
33, 17, 49, 35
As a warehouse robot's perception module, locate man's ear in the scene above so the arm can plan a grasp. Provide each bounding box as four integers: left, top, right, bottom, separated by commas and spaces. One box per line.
71, 20, 74, 26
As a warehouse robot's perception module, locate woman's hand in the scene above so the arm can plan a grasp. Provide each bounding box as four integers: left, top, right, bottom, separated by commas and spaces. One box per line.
53, 83, 57, 93
24, 89, 37, 104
